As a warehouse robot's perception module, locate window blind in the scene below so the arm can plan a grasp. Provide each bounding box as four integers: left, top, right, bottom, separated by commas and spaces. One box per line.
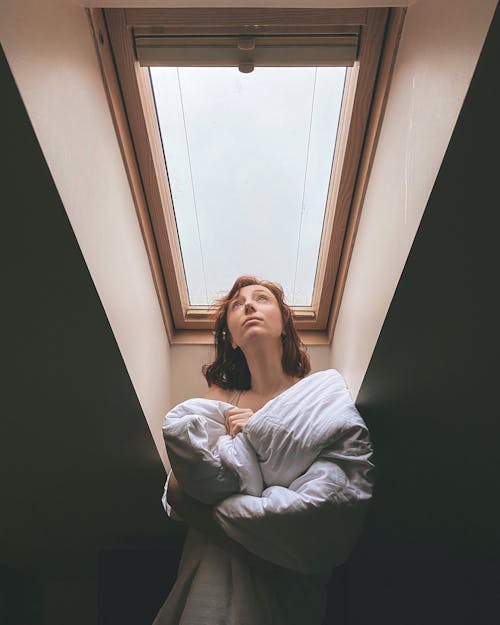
135, 34, 359, 70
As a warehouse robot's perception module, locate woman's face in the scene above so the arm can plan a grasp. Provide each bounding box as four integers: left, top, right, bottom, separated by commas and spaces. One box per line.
226, 284, 284, 350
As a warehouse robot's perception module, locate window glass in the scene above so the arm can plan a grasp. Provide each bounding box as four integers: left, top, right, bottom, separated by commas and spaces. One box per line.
151, 66, 346, 306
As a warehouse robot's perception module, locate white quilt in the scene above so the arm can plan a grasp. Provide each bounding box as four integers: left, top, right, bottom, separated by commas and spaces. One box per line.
153, 369, 375, 625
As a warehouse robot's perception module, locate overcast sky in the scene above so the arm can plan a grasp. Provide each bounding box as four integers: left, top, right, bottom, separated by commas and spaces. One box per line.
151, 66, 345, 306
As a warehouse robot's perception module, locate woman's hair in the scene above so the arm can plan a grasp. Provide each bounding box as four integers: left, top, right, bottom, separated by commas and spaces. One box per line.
202, 275, 311, 390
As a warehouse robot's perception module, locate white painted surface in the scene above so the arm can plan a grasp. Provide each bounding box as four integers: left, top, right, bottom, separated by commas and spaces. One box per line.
169, 344, 215, 406
169, 343, 333, 408
0, 0, 495, 473
330, 0, 497, 398
0, 0, 171, 466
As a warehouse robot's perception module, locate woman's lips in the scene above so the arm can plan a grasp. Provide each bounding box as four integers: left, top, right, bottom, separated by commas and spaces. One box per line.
243, 317, 261, 326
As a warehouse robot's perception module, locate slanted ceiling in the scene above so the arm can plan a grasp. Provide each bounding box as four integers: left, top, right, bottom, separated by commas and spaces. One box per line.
0, 0, 496, 447
1, 4, 499, 624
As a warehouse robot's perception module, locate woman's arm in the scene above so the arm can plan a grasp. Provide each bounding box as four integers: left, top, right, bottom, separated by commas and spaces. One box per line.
167, 471, 277, 574
166, 471, 227, 541
213, 424, 375, 575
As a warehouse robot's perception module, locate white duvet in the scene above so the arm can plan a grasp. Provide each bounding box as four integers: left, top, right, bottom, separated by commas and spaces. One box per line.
153, 369, 375, 625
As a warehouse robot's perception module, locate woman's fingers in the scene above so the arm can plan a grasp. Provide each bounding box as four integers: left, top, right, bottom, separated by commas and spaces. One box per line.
225, 407, 253, 436
226, 407, 252, 417
226, 417, 246, 436
228, 418, 247, 436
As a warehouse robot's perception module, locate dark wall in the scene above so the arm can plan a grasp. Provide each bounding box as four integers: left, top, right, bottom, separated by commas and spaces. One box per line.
2, 5, 499, 625
345, 6, 499, 625
0, 46, 184, 625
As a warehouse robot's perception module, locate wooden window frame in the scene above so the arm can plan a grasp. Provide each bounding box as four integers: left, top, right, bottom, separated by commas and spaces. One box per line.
88, 7, 405, 345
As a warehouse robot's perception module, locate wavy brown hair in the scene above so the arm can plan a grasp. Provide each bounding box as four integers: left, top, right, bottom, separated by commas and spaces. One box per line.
202, 275, 311, 390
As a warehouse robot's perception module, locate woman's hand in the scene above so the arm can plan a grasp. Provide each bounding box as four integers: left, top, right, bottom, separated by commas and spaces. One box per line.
166, 470, 183, 510
225, 407, 254, 437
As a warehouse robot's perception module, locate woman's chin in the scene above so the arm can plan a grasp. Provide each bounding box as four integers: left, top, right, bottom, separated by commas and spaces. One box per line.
240, 330, 282, 346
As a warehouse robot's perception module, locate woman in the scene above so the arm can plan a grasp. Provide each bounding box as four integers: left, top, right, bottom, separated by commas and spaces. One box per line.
153, 276, 374, 625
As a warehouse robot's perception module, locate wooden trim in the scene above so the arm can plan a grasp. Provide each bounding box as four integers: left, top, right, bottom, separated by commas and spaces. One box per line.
133, 25, 361, 37
314, 8, 388, 328
105, 9, 190, 329
99, 6, 404, 344
169, 328, 331, 346
184, 306, 317, 332
134, 67, 192, 327
327, 8, 407, 342
311, 62, 359, 316
185, 308, 316, 320
87, 8, 175, 343
124, 8, 368, 30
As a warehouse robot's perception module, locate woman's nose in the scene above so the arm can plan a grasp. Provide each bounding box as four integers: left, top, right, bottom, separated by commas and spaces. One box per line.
244, 302, 255, 313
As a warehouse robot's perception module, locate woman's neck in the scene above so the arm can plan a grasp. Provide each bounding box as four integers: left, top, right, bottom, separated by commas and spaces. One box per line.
241, 340, 295, 396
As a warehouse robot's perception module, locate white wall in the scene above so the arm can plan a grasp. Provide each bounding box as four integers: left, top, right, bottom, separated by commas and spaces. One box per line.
169, 344, 334, 407
161, 0, 497, 403
0, 0, 171, 466
330, 0, 497, 397
1, 0, 496, 470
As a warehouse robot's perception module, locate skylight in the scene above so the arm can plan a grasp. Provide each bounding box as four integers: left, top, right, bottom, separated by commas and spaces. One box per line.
150, 66, 346, 306
99, 6, 400, 341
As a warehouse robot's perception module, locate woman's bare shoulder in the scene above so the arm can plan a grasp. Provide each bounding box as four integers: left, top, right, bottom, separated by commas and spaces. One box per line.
203, 385, 233, 402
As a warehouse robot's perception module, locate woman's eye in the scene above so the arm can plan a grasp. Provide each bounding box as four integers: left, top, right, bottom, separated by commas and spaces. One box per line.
231, 295, 267, 308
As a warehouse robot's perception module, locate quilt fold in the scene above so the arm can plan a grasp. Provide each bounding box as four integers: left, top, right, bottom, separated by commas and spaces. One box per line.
162, 369, 375, 574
